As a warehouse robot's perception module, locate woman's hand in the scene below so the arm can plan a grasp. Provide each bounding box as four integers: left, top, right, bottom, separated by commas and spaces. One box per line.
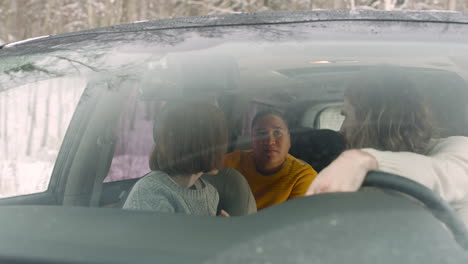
219, 210, 230, 217
306, 150, 378, 195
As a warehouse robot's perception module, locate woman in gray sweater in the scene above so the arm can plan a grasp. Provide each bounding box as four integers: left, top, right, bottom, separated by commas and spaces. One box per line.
123, 102, 229, 216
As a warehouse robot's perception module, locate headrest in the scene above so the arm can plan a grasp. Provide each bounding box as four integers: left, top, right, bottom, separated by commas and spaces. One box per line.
290, 128, 346, 172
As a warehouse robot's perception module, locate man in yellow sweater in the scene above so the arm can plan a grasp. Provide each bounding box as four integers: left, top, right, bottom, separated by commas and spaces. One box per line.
225, 110, 317, 210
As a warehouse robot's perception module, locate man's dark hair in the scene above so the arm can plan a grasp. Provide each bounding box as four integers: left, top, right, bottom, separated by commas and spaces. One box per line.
251, 109, 289, 130
150, 102, 228, 176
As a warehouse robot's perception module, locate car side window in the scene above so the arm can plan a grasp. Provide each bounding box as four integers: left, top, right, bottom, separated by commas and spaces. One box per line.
0, 78, 85, 198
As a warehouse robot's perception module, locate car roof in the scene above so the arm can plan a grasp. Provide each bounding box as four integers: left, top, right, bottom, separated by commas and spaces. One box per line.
1, 10, 468, 93
2, 10, 468, 52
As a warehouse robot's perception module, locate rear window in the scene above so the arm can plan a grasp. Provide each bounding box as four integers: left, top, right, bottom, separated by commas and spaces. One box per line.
317, 106, 344, 131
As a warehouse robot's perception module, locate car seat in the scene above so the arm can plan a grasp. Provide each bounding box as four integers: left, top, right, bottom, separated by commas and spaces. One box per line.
289, 127, 346, 172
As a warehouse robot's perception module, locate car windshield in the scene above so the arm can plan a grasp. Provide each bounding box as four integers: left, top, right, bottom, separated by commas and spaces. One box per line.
0, 15, 467, 225
2, 11, 468, 263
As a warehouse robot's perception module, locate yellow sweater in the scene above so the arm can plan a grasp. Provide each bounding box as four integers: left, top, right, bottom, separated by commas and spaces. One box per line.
224, 150, 317, 210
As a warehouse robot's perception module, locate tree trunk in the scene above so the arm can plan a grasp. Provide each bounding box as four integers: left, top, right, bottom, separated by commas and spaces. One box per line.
120, 0, 128, 23
2, 1, 10, 43
139, 0, 148, 20
87, 0, 95, 29
22, 0, 33, 40
2, 93, 8, 159
105, 0, 115, 26
26, 88, 38, 156
53, 0, 63, 35
448, 0, 457, 10
334, 0, 345, 9
0, 94, 3, 139
41, 85, 52, 148
8, 0, 19, 42
57, 82, 63, 140
127, 0, 137, 22
380, 0, 389, 10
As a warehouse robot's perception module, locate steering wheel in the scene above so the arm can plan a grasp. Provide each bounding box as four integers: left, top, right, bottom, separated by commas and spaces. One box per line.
362, 171, 468, 250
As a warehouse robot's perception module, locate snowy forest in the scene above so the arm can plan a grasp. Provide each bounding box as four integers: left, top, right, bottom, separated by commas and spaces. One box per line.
1, 0, 468, 45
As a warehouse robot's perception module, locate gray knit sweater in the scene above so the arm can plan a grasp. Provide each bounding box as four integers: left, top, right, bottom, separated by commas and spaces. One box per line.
123, 170, 219, 216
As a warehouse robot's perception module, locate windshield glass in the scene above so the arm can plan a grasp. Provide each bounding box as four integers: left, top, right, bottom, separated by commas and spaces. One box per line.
0, 19, 467, 221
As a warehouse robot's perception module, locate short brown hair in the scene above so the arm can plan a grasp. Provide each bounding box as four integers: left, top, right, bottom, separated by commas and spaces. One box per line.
150, 102, 228, 176
345, 67, 434, 154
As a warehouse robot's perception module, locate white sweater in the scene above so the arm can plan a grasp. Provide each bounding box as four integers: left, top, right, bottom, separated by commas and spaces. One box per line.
363, 136, 468, 228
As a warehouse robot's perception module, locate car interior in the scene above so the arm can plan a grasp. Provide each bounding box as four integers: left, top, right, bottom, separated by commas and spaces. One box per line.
86, 55, 468, 211
6, 44, 460, 209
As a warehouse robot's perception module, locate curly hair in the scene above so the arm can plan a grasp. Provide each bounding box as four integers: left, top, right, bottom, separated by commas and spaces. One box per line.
344, 67, 434, 154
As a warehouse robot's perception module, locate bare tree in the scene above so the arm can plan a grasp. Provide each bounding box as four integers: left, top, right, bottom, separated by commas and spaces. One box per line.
448, 0, 458, 10
2, 93, 8, 159
1, 0, 468, 43
57, 81, 64, 140
380, 0, 398, 10
87, 0, 95, 29
334, 0, 346, 9
26, 87, 38, 156
6, 0, 18, 43
41, 85, 52, 148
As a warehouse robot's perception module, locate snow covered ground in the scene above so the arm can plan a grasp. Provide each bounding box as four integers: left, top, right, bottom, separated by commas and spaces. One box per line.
0, 159, 51, 198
